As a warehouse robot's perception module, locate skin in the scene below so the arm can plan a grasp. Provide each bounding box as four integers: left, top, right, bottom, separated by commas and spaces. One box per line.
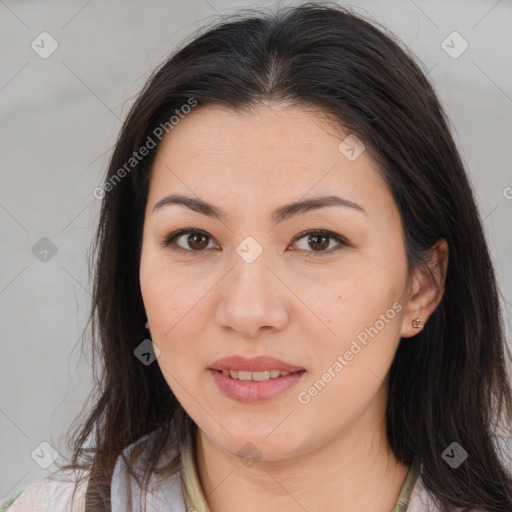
139, 102, 448, 512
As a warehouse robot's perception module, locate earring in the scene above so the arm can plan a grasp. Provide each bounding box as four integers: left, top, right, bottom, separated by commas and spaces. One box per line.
412, 318, 422, 329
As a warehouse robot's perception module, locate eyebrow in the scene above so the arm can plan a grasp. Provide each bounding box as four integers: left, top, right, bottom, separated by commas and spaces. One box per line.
152, 193, 366, 224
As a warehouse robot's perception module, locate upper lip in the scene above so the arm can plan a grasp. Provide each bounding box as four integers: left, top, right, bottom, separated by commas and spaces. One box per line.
209, 355, 304, 373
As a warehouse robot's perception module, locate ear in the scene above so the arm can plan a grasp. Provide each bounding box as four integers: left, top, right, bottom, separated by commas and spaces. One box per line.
400, 238, 449, 338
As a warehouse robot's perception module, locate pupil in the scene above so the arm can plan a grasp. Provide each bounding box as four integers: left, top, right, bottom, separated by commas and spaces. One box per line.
310, 234, 328, 251
189, 234, 208, 250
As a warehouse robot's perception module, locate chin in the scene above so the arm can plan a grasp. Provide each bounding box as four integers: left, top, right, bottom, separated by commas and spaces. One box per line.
202, 421, 308, 462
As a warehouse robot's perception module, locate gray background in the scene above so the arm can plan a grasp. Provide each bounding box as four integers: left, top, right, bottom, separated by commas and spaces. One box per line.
1, 0, 511, 501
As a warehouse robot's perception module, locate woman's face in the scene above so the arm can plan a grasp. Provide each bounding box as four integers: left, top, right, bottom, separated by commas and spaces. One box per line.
139, 102, 417, 462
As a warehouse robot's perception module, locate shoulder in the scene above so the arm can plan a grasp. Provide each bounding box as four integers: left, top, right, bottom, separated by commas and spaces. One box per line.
111, 431, 186, 511
407, 469, 488, 512
3, 470, 88, 512
3, 431, 185, 512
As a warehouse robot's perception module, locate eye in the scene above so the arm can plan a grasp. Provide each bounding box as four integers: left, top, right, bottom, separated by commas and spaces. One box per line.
161, 229, 218, 254
290, 229, 349, 257
161, 228, 349, 257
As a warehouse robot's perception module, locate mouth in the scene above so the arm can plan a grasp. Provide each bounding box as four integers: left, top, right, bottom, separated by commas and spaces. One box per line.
217, 368, 301, 381
208, 355, 306, 403
209, 354, 305, 374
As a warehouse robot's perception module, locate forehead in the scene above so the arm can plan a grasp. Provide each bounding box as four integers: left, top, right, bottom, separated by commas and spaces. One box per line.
147, 102, 395, 223
154, 102, 360, 171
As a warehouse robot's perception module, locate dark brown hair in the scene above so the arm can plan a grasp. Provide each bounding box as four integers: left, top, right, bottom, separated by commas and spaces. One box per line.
57, 2, 512, 511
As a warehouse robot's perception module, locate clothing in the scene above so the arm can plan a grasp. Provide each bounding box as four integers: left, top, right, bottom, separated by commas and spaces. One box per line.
3, 424, 473, 511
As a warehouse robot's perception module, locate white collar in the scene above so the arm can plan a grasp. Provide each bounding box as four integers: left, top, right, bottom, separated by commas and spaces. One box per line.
110, 430, 187, 512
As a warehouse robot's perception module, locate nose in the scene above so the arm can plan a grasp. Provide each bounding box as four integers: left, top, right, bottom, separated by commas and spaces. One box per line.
214, 249, 289, 339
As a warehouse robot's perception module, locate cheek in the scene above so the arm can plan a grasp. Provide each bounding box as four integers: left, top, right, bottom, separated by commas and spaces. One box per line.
297, 302, 402, 428
140, 254, 208, 380
315, 262, 404, 341
303, 251, 406, 390
140, 246, 208, 334
144, 280, 206, 365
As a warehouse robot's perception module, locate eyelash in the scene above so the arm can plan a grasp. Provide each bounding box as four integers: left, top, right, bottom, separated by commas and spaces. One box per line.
160, 228, 349, 258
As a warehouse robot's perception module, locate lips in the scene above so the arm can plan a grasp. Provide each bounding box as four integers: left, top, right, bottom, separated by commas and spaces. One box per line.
209, 355, 306, 403
209, 355, 304, 373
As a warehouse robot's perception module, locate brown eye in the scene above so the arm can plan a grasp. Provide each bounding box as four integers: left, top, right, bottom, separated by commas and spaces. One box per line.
162, 228, 348, 258
291, 230, 348, 257
307, 233, 330, 251
186, 233, 210, 250
162, 229, 217, 253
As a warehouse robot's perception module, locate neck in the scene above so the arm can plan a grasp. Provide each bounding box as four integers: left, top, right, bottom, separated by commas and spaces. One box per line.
195, 389, 409, 512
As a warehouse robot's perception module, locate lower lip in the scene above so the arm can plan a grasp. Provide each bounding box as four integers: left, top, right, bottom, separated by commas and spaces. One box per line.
209, 369, 306, 403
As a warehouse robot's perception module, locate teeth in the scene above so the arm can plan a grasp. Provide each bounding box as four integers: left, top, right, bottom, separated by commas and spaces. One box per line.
220, 369, 293, 381
252, 371, 270, 382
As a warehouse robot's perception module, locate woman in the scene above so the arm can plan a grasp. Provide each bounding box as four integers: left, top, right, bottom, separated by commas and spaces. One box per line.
5, 2, 512, 511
